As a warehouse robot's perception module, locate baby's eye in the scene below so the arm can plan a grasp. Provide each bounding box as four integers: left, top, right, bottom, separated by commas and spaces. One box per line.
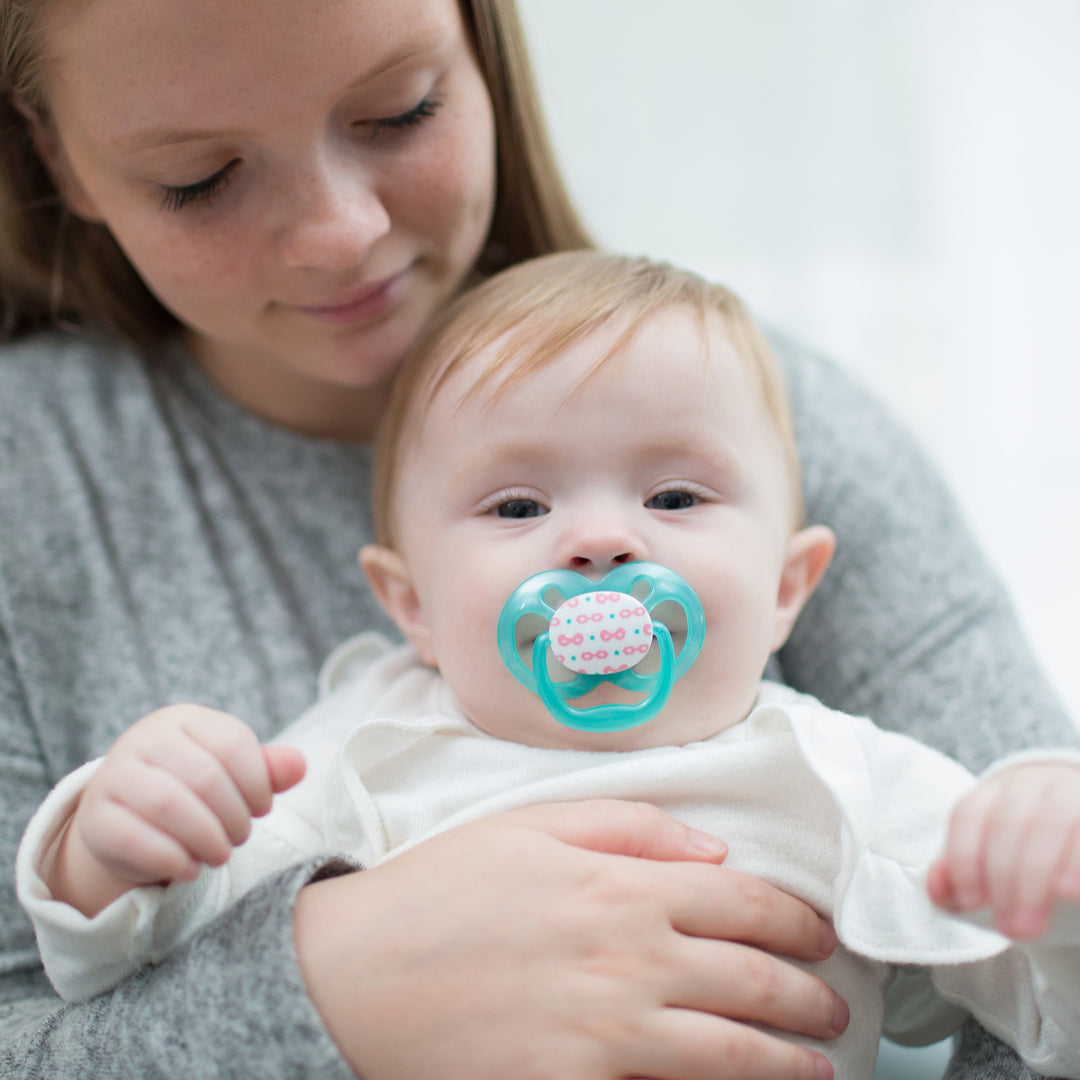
646, 490, 698, 511
495, 498, 548, 519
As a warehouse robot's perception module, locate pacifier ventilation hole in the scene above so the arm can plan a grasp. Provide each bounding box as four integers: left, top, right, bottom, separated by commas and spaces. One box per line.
512, 609, 578, 683
541, 586, 567, 609
650, 599, 688, 649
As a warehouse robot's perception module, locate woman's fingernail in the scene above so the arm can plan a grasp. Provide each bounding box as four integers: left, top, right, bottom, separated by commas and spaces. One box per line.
832, 995, 850, 1034
819, 920, 837, 955
689, 829, 726, 856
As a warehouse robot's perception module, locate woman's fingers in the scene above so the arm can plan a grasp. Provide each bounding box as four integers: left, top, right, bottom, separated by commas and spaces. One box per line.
296, 810, 847, 1080
509, 798, 729, 863
508, 800, 834, 963
626, 1009, 833, 1080
666, 934, 846, 1042
661, 860, 836, 962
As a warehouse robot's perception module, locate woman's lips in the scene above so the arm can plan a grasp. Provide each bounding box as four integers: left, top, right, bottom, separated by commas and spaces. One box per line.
289, 269, 406, 325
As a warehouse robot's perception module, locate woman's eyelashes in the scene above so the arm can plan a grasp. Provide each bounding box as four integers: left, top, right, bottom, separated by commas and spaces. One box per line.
157, 94, 444, 212
158, 160, 239, 212
363, 94, 443, 139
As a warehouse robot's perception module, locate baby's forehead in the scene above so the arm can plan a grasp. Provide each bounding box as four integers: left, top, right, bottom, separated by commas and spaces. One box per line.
423, 303, 735, 417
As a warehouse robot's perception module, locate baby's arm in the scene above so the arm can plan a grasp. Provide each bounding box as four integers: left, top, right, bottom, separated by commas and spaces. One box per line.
928, 762, 1080, 939
49, 705, 305, 917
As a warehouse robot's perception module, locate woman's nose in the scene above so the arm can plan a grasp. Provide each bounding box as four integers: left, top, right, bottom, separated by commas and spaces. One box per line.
276, 161, 391, 272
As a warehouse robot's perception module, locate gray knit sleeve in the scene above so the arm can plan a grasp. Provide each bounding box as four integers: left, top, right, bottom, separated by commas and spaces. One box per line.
771, 334, 1079, 1079
1, 856, 359, 1079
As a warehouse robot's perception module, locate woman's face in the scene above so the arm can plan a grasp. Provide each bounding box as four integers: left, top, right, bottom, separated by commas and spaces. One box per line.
38, 0, 496, 437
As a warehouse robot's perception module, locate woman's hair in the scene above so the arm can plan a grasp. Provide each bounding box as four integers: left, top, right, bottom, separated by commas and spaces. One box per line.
0, 0, 591, 346
372, 251, 804, 546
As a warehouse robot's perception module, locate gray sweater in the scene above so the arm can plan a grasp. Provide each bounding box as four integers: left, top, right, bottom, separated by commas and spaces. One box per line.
1, 330, 1074, 1078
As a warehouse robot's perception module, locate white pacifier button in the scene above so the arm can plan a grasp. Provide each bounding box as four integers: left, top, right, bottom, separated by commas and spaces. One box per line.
548, 590, 653, 675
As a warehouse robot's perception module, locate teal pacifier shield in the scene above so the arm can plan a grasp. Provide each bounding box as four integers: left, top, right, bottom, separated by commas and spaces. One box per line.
497, 562, 705, 732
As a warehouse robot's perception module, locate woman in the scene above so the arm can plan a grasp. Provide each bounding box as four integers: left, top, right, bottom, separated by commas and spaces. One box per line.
0, 0, 1072, 1077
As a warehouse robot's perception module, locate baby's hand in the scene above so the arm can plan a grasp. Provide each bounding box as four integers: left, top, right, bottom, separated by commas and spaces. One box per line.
927, 763, 1080, 938
50, 705, 305, 916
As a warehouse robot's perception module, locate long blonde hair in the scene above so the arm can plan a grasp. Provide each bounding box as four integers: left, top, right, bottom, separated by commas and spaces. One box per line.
0, 0, 591, 346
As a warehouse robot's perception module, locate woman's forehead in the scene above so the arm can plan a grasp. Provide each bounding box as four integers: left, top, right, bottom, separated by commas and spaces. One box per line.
40, 0, 464, 133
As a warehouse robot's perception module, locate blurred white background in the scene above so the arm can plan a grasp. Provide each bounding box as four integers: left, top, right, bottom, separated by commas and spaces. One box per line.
517, 0, 1080, 732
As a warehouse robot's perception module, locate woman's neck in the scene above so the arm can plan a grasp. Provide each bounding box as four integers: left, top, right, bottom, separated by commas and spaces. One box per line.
185, 331, 394, 443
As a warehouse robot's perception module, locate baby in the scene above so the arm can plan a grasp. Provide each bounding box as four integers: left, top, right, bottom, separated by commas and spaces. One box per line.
19, 252, 1080, 1077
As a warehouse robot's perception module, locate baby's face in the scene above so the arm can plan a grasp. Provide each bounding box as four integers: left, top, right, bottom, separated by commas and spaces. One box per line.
387, 307, 805, 749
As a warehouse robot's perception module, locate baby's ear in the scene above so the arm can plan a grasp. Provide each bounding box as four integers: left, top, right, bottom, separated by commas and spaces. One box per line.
771, 525, 836, 651
358, 545, 437, 666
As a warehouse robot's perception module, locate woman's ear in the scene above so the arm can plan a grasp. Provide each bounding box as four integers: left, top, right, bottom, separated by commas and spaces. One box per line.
358, 545, 437, 666
771, 524, 836, 651
16, 102, 103, 221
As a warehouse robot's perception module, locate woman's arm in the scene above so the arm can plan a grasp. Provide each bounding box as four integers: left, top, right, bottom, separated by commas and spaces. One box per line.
774, 333, 1076, 767
0, 613, 356, 1077
2, 625, 849, 1078
772, 332, 1080, 1079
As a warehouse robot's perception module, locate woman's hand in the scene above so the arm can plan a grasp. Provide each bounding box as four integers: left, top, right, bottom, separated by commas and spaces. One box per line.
49, 704, 305, 917
294, 799, 845, 1080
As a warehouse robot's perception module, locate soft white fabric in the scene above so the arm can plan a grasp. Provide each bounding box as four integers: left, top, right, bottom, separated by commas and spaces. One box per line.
18, 633, 1080, 1076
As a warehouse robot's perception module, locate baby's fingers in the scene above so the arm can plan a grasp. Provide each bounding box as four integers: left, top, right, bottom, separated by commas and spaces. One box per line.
138, 717, 262, 847
79, 796, 203, 883
938, 783, 998, 911
991, 776, 1080, 938
82, 757, 233, 878
265, 745, 306, 794
1057, 827, 1080, 899
939, 764, 1080, 939
181, 710, 279, 817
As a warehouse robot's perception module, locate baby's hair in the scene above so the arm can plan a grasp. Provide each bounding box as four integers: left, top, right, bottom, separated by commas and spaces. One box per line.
372, 251, 803, 545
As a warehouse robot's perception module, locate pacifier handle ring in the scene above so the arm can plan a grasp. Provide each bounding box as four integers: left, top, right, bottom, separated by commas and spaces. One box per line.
533, 623, 677, 732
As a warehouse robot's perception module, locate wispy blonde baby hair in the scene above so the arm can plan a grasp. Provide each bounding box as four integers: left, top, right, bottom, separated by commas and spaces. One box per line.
372, 251, 803, 545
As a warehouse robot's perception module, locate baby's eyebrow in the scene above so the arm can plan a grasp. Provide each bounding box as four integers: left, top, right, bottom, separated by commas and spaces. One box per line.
448, 437, 552, 478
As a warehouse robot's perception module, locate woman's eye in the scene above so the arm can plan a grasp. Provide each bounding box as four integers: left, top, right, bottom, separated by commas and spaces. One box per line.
495, 498, 547, 519
364, 94, 443, 139
647, 490, 698, 511
159, 160, 238, 212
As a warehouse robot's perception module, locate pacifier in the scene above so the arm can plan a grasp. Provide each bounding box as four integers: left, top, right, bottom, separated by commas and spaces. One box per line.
496, 562, 705, 732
